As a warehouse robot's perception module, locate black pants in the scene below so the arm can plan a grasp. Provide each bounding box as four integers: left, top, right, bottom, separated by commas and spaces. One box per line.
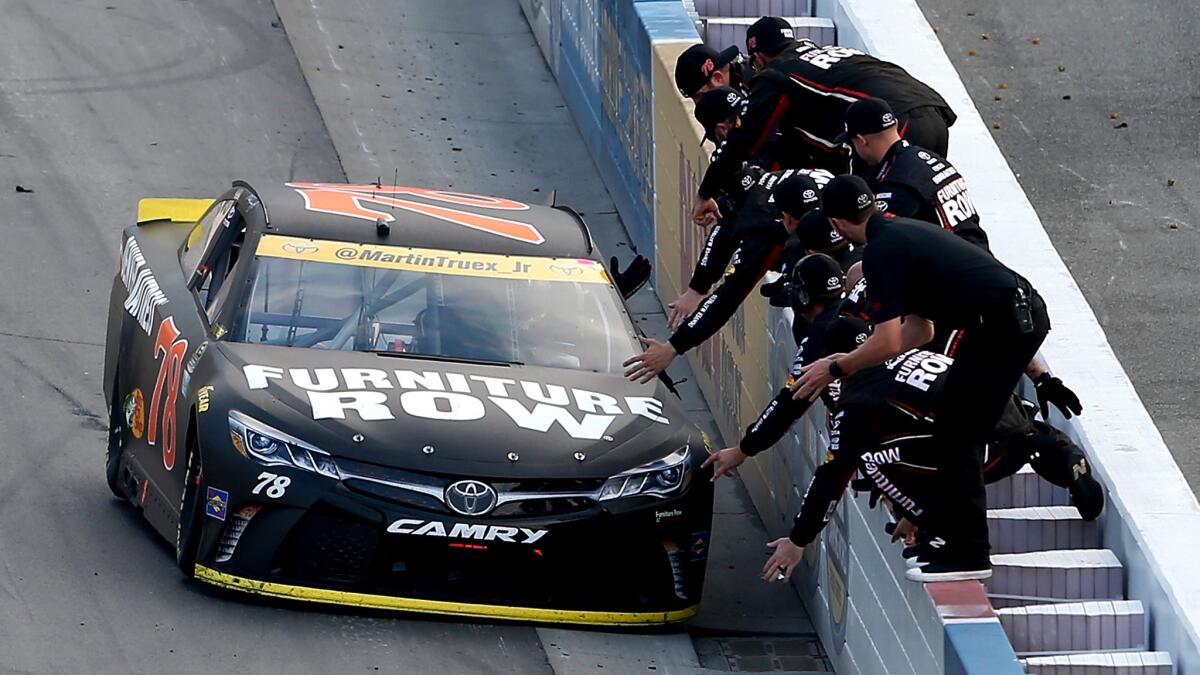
924, 288, 1050, 562
898, 105, 952, 158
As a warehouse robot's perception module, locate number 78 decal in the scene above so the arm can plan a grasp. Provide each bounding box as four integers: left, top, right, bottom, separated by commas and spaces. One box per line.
286, 183, 544, 245
148, 316, 188, 471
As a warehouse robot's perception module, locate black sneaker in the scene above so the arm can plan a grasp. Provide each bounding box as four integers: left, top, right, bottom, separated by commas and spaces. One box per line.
905, 556, 992, 582
1068, 457, 1104, 521
903, 537, 945, 568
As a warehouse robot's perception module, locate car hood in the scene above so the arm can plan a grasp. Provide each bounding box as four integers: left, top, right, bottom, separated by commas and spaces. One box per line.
211, 343, 698, 479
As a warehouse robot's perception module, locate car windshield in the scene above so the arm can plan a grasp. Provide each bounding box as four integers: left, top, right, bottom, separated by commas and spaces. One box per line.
227, 235, 638, 373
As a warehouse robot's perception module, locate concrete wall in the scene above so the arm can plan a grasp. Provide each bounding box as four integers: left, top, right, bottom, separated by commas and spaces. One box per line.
521, 0, 695, 257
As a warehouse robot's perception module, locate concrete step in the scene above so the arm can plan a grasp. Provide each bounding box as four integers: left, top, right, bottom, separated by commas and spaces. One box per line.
702, 17, 836, 52
693, 0, 812, 18
986, 550, 1123, 608
996, 601, 1145, 655
1020, 651, 1172, 674
987, 464, 1071, 509
988, 506, 1101, 554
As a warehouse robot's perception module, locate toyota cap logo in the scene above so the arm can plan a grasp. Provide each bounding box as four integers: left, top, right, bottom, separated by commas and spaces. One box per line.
445, 480, 498, 516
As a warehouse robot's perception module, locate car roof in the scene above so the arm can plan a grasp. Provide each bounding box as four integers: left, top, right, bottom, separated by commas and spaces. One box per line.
251, 183, 594, 258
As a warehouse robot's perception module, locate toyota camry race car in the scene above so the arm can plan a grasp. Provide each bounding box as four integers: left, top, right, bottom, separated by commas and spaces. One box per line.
103, 181, 714, 624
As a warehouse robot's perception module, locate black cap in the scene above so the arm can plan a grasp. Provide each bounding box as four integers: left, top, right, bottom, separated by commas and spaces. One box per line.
834, 98, 898, 144
761, 253, 844, 308
694, 87, 743, 142
772, 173, 821, 218
793, 253, 845, 297
820, 175, 875, 221
824, 315, 872, 354
746, 17, 796, 56
794, 208, 845, 251
675, 44, 741, 98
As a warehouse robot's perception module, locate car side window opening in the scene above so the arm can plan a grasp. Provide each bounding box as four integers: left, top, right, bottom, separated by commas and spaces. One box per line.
231, 255, 637, 373
181, 200, 235, 281
190, 208, 246, 316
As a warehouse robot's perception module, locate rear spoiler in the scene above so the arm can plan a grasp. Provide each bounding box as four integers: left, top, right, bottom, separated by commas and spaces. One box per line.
136, 198, 215, 225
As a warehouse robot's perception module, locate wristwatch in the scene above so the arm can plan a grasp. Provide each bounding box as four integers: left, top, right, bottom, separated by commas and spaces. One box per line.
828, 360, 845, 378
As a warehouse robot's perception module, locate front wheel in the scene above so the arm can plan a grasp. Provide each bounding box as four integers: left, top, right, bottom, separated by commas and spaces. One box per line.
105, 382, 126, 499
176, 439, 205, 578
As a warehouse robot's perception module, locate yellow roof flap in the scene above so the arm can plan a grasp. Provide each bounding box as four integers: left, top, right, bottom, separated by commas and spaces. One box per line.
137, 198, 215, 225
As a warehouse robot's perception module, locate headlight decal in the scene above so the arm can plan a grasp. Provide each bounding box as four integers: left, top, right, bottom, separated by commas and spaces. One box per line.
597, 446, 691, 501
228, 410, 338, 478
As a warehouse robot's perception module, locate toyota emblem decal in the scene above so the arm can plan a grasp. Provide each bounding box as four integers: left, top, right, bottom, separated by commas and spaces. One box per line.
444, 480, 499, 516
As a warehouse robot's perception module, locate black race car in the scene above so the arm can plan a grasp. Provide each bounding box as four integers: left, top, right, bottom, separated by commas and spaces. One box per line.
103, 182, 714, 624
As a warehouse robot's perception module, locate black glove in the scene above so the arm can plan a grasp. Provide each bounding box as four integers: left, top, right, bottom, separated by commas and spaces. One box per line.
609, 255, 651, 300
850, 477, 882, 509
1034, 372, 1082, 419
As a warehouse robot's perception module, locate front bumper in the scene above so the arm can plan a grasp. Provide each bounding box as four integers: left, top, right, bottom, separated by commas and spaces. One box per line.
195, 565, 699, 625
195, 466, 713, 624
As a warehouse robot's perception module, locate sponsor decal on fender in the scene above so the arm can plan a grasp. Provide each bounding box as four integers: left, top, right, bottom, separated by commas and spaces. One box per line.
205, 486, 229, 521
655, 509, 683, 523
387, 518, 548, 544
120, 237, 167, 335
256, 234, 608, 285
180, 340, 209, 396
197, 385, 213, 414
123, 389, 145, 439
242, 365, 670, 441
689, 531, 710, 561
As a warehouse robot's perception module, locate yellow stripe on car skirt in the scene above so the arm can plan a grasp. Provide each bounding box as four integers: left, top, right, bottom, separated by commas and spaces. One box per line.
194, 565, 699, 626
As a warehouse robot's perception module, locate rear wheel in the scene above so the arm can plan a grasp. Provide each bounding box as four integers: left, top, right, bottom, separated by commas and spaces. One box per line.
176, 433, 205, 578
105, 381, 126, 499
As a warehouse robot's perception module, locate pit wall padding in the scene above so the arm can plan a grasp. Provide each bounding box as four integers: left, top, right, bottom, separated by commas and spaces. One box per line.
519, 0, 697, 258
521, 0, 1200, 672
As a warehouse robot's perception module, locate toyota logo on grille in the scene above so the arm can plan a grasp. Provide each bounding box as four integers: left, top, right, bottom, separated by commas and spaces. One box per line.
444, 480, 498, 516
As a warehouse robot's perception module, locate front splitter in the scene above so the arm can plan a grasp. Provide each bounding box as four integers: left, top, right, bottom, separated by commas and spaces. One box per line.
194, 565, 699, 626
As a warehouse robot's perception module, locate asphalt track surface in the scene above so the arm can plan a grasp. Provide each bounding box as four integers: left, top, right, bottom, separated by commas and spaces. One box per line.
0, 0, 598, 671
915, 0, 1200, 491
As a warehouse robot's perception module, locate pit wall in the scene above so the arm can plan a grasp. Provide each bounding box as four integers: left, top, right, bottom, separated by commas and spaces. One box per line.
520, 0, 1200, 672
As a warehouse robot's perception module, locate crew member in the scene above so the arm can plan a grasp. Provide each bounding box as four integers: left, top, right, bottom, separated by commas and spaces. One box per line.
624, 172, 823, 384
702, 254, 869, 482
691, 87, 807, 179
759, 347, 1101, 582
692, 17, 956, 228
837, 97, 988, 249
792, 175, 1051, 582
791, 208, 862, 272
674, 43, 751, 100
669, 93, 833, 328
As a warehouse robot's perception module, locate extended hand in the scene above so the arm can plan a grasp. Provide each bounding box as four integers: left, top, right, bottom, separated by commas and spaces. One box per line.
1034, 373, 1082, 419
701, 445, 748, 481
692, 198, 720, 227
668, 289, 705, 330
623, 337, 678, 384
792, 356, 836, 401
891, 518, 918, 545
761, 538, 804, 583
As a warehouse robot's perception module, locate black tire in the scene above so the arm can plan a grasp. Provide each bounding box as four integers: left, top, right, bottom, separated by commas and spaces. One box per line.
176, 434, 205, 578
105, 381, 126, 499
